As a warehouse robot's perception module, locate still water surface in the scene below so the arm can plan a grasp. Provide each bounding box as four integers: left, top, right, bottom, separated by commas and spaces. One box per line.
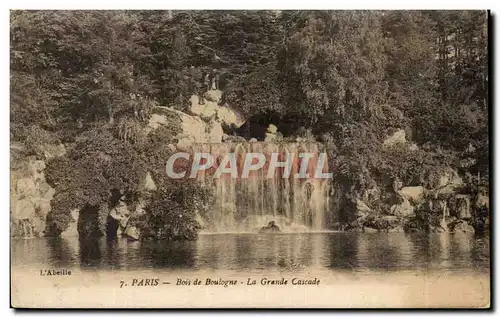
11, 232, 489, 273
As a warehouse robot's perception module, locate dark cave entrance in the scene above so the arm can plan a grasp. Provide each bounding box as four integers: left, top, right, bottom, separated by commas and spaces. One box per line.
230, 111, 281, 140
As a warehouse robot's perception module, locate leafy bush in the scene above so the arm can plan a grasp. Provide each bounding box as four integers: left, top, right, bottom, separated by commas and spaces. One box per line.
376, 145, 454, 188
134, 181, 215, 240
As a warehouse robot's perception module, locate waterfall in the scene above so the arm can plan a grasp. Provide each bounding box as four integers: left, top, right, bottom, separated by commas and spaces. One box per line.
190, 141, 331, 233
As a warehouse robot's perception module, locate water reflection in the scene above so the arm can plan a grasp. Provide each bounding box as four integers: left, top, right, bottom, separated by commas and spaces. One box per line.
194, 233, 330, 271
11, 232, 489, 273
326, 232, 359, 270
79, 237, 103, 268
46, 237, 78, 267
140, 240, 197, 269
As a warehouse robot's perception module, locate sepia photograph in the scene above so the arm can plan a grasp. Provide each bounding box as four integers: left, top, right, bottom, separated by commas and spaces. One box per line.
9, 9, 490, 308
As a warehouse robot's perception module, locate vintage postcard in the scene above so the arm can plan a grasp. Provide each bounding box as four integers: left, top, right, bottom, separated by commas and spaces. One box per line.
10, 10, 490, 308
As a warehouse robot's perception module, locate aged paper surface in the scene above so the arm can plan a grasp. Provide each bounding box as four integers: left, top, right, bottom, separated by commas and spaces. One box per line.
10, 9, 490, 308
11, 268, 490, 308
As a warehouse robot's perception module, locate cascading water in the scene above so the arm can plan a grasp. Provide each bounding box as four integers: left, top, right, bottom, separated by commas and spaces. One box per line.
190, 141, 331, 233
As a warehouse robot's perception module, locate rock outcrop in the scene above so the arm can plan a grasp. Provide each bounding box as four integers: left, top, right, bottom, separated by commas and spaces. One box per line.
398, 186, 425, 205
383, 129, 407, 147
148, 89, 248, 150
109, 200, 130, 229
143, 172, 157, 192
148, 106, 225, 150
338, 128, 487, 235
264, 124, 279, 142
382, 129, 420, 151
11, 154, 61, 238
123, 226, 140, 240
364, 215, 403, 233
390, 197, 415, 217
355, 199, 372, 218
189, 90, 245, 128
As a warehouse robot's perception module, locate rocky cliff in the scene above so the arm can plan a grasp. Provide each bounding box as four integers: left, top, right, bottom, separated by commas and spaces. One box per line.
347, 130, 488, 234
10, 143, 65, 238
10, 89, 246, 239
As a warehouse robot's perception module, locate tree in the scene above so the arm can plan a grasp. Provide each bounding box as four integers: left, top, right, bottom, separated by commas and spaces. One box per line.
280, 11, 391, 131
44, 125, 148, 235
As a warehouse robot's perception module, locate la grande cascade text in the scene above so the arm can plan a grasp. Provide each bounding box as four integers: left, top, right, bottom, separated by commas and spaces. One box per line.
177, 277, 320, 287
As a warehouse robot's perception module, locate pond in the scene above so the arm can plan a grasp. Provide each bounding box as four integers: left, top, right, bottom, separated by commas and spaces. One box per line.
11, 231, 490, 274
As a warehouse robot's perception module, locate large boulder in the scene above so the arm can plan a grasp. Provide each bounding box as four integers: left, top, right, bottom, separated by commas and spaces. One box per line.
205, 89, 222, 103
217, 106, 245, 128
109, 200, 130, 228
189, 94, 204, 116
355, 199, 372, 219
267, 124, 278, 134
12, 198, 35, 220
30, 217, 46, 236
28, 160, 46, 181
148, 106, 220, 145
40, 183, 55, 199
264, 124, 279, 142
143, 172, 157, 192
398, 186, 425, 205
199, 102, 218, 122
188, 91, 245, 128
356, 199, 372, 213
150, 92, 244, 146
134, 200, 147, 217
390, 197, 415, 217
434, 168, 464, 194
146, 113, 169, 130
123, 226, 140, 240
383, 129, 406, 147
207, 121, 224, 143
178, 112, 208, 143
11, 152, 62, 238
33, 198, 52, 217
438, 168, 462, 188
16, 178, 37, 197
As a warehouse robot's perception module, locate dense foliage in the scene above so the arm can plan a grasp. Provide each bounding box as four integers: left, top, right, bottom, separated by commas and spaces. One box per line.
11, 10, 489, 236
134, 182, 215, 240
